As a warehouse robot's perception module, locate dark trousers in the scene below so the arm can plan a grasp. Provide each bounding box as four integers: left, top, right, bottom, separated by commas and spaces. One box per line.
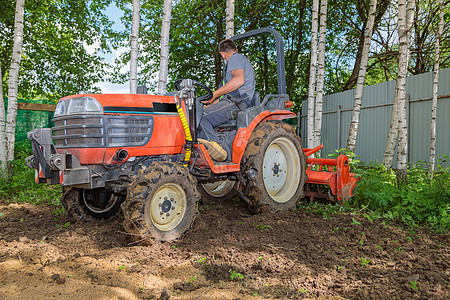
197, 94, 250, 158
197, 99, 238, 155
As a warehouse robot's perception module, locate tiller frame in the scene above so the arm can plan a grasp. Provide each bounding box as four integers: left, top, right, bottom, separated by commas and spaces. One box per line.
303, 145, 358, 204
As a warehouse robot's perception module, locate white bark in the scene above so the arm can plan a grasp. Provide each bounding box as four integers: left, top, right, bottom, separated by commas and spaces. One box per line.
397, 0, 415, 177
429, 0, 443, 172
307, 0, 320, 149
157, 0, 172, 95
382, 83, 400, 168
0, 66, 6, 174
346, 0, 378, 153
383, 0, 415, 169
313, 0, 328, 149
130, 0, 140, 94
6, 0, 25, 163
226, 0, 235, 38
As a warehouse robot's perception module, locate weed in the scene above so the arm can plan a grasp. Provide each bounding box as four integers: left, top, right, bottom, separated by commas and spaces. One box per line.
360, 257, 371, 266
19, 218, 23, 223
55, 224, 60, 228
265, 283, 270, 287
352, 218, 361, 226
256, 224, 273, 230
118, 265, 125, 270
377, 245, 383, 251
229, 269, 244, 280
359, 232, 365, 246
0, 213, 5, 217
66, 274, 72, 277
406, 236, 413, 242
410, 281, 418, 291
197, 257, 207, 264
189, 276, 197, 284
172, 245, 177, 249
337, 265, 342, 271
333, 227, 340, 232
395, 247, 405, 252
299, 288, 308, 293
64, 222, 70, 228
253, 292, 258, 296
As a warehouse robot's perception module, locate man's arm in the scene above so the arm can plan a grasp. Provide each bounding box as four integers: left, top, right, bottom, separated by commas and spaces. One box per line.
203, 69, 245, 105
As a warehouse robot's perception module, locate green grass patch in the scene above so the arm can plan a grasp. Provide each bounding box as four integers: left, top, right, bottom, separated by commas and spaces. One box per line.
0, 142, 60, 206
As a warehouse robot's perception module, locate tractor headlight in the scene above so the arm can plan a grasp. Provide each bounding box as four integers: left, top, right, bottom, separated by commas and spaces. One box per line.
54, 96, 103, 117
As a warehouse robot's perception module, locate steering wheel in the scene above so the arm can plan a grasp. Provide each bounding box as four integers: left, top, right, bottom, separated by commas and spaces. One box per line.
174, 79, 213, 103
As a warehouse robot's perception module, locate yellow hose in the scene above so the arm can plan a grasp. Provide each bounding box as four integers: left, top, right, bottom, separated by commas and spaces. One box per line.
174, 96, 192, 167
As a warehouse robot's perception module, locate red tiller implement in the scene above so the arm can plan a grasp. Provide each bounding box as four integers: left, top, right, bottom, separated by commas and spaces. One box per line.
303, 145, 359, 204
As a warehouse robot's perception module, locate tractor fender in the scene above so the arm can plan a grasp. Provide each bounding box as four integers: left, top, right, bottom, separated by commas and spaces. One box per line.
231, 109, 296, 164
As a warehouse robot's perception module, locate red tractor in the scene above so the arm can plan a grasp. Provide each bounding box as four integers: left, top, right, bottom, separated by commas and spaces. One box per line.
26, 28, 356, 242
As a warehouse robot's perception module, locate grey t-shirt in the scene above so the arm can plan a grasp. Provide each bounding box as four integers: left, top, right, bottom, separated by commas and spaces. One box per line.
224, 53, 255, 102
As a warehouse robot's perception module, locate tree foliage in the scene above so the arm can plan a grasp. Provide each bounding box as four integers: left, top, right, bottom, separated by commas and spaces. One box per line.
1, 0, 113, 102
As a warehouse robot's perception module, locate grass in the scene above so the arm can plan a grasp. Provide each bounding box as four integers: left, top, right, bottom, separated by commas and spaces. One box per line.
0, 142, 61, 206
299, 153, 450, 235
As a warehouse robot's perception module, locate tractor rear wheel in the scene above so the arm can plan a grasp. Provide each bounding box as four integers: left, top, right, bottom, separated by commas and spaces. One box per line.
60, 188, 123, 222
241, 121, 307, 212
122, 162, 200, 243
198, 179, 238, 204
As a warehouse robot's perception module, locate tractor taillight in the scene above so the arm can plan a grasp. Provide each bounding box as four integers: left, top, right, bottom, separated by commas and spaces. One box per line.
285, 101, 293, 108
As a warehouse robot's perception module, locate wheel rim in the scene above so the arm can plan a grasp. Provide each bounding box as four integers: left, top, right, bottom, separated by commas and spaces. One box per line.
201, 180, 236, 198
83, 190, 118, 214
262, 137, 301, 203
150, 183, 187, 231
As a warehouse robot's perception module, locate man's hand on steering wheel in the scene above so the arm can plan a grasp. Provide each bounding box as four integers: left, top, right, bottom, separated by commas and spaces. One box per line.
174, 79, 213, 104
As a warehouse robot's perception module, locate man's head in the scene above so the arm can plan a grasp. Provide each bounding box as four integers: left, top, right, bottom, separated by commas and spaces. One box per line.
218, 39, 237, 61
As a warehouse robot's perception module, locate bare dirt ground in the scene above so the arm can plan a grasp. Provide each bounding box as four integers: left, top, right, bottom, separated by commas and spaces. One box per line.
0, 197, 449, 300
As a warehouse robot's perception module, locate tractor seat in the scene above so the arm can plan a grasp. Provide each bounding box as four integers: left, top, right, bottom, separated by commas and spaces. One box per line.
215, 91, 260, 131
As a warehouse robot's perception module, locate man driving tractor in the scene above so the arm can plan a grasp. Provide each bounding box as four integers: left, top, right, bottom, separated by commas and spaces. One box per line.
197, 38, 256, 161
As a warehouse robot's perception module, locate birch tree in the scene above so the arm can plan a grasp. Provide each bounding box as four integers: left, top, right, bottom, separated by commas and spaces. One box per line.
346, 0, 378, 152
396, 0, 416, 184
130, 0, 140, 94
5, 0, 25, 172
0, 66, 5, 175
383, 0, 415, 169
313, 0, 328, 149
157, 0, 172, 95
226, 0, 235, 38
429, 0, 444, 172
307, 0, 320, 149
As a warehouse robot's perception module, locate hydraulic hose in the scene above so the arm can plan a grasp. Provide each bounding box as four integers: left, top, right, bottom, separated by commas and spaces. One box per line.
174, 95, 192, 167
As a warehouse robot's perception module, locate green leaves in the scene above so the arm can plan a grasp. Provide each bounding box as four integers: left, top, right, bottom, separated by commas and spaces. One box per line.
352, 161, 450, 233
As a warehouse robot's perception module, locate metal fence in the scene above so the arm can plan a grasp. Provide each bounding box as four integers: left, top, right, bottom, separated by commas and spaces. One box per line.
300, 68, 450, 167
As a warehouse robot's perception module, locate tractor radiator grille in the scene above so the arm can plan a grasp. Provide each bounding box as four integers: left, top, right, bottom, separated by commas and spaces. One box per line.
52, 115, 154, 148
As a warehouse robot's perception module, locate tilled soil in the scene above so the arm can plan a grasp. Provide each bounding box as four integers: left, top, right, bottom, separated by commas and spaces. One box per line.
0, 198, 449, 300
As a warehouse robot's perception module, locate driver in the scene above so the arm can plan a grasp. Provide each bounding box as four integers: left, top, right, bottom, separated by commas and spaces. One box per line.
197, 38, 255, 161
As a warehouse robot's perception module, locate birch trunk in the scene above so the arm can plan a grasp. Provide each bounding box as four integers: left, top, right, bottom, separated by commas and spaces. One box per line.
6, 0, 25, 166
226, 0, 235, 38
429, 0, 443, 172
157, 0, 172, 95
307, 0, 320, 149
130, 0, 140, 94
313, 0, 328, 149
382, 83, 400, 168
396, 0, 416, 185
0, 66, 6, 175
383, 0, 415, 169
346, 0, 378, 153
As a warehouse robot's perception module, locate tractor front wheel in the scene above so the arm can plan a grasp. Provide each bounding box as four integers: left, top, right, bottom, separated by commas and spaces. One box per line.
122, 162, 200, 243
241, 121, 307, 212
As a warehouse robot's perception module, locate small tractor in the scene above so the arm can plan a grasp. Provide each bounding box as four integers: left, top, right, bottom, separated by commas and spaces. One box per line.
25, 28, 357, 242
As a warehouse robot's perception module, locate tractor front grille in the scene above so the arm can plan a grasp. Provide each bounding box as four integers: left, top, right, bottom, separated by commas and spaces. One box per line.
52, 115, 154, 148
